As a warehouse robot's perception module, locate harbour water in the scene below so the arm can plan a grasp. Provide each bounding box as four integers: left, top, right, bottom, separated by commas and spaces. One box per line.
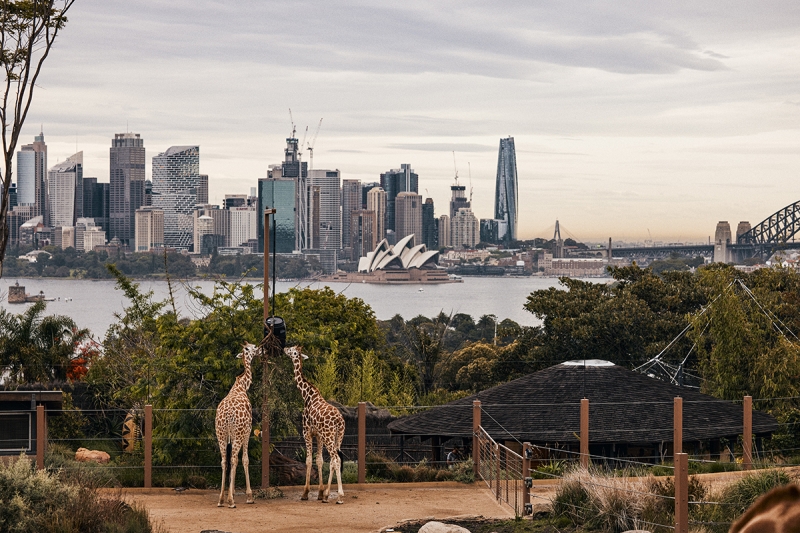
0, 276, 591, 338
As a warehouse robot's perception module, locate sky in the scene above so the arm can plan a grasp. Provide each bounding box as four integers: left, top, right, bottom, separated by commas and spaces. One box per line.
19, 0, 800, 243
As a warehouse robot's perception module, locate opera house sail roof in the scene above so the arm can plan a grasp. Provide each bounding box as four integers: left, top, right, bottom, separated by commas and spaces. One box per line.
358, 234, 439, 273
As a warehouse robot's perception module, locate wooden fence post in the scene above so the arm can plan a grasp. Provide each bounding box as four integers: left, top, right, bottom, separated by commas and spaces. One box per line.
473, 400, 481, 476
743, 395, 752, 470
144, 405, 152, 489
36, 405, 45, 470
357, 402, 366, 484
674, 452, 688, 533
522, 442, 531, 511
261, 403, 270, 488
495, 443, 501, 501
674, 396, 683, 457
580, 398, 589, 469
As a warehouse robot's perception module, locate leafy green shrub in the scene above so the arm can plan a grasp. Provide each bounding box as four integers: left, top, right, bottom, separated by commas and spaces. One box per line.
341, 461, 358, 484
532, 459, 566, 480
435, 469, 453, 481
451, 458, 475, 484
413, 459, 437, 482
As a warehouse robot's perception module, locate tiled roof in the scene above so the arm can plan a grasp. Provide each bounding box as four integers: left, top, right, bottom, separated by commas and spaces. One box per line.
387, 362, 778, 444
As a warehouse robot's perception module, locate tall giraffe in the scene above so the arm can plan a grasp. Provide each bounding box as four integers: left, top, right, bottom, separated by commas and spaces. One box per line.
284, 345, 345, 504
215, 343, 258, 508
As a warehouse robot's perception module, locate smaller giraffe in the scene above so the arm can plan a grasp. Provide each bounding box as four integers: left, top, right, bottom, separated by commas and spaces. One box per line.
284, 345, 346, 504
215, 343, 258, 508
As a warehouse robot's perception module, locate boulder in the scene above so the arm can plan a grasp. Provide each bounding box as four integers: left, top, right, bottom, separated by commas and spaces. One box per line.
75, 447, 110, 464
418, 522, 471, 533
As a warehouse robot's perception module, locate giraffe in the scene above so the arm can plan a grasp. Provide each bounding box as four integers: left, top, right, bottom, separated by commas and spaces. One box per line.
215, 342, 258, 508
729, 484, 800, 533
284, 345, 346, 504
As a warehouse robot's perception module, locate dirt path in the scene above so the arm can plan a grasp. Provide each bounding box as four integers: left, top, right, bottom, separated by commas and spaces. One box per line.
124, 483, 514, 533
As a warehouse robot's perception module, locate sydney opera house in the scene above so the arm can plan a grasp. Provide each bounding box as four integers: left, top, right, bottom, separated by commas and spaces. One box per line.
322, 234, 457, 284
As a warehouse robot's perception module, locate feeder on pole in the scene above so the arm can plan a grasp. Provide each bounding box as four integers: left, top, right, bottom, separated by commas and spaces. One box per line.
261, 208, 276, 488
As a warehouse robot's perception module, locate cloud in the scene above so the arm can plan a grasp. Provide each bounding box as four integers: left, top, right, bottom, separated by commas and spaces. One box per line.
387, 143, 495, 152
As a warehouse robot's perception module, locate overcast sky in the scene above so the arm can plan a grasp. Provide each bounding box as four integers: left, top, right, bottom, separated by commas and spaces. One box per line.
21, 0, 800, 242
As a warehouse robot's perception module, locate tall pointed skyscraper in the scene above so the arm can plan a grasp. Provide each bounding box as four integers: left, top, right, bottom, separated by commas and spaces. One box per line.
109, 133, 145, 247
494, 136, 518, 242
16, 130, 47, 219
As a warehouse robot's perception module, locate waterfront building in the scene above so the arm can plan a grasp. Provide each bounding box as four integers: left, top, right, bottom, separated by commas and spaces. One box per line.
47, 152, 83, 228
451, 207, 478, 249
308, 169, 342, 251
438, 214, 450, 248
53, 226, 74, 250
109, 133, 145, 247
341, 179, 361, 249
350, 210, 376, 261
229, 205, 257, 247
422, 197, 437, 250
449, 182, 469, 221
82, 178, 110, 233
258, 177, 296, 253
135, 207, 164, 252
151, 146, 207, 250
74, 218, 97, 251
15, 131, 47, 219
380, 164, 418, 232
495, 137, 518, 242
83, 226, 106, 252
395, 191, 422, 242
193, 205, 229, 251
366, 186, 386, 243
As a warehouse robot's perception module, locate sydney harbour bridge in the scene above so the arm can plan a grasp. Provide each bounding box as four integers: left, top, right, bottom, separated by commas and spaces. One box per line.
608, 200, 800, 261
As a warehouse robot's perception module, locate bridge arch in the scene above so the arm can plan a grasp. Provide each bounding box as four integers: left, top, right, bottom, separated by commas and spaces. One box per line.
737, 200, 800, 245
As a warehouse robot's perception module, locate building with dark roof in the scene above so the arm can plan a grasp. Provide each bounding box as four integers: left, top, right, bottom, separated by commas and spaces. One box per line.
387, 360, 777, 463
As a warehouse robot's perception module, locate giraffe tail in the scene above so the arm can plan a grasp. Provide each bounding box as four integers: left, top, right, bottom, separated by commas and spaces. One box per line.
224, 440, 232, 479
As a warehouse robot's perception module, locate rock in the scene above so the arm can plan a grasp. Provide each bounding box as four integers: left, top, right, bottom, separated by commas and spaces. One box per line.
418, 522, 471, 533
74, 447, 110, 464
622, 531, 652, 533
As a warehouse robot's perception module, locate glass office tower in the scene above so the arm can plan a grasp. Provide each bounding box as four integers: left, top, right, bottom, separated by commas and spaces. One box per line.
258, 177, 296, 253
494, 137, 518, 242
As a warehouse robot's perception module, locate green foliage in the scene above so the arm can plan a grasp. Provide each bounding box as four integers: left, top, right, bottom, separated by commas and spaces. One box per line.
0, 300, 89, 384
648, 253, 705, 275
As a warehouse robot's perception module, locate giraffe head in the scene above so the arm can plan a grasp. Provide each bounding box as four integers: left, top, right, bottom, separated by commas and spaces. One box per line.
237, 342, 259, 367
284, 345, 309, 364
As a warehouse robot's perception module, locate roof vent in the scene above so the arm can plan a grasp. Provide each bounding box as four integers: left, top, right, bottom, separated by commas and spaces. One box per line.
561, 359, 614, 367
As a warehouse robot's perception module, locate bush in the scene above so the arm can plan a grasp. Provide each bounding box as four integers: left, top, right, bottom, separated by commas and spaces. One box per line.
450, 459, 475, 484
0, 455, 162, 533
365, 451, 393, 480
393, 465, 415, 482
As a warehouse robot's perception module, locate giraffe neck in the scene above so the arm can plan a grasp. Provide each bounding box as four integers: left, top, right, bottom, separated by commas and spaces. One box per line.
293, 358, 318, 404
234, 358, 252, 393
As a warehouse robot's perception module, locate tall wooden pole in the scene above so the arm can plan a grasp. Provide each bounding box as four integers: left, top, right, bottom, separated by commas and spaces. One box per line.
743, 395, 753, 470
674, 452, 688, 533
261, 209, 275, 488
580, 399, 589, 469
674, 396, 683, 457
472, 400, 481, 476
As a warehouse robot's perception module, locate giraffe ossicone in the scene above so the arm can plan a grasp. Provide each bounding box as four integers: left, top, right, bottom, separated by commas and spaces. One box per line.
215, 343, 258, 508
284, 345, 346, 504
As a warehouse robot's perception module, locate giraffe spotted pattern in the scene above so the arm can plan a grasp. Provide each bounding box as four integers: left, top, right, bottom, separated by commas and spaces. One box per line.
215, 343, 258, 508
284, 345, 346, 504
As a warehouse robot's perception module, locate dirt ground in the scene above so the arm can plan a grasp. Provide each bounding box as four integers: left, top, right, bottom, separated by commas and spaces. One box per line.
123, 482, 515, 533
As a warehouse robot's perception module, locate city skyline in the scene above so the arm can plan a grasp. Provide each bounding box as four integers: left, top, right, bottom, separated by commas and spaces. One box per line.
14, 1, 800, 242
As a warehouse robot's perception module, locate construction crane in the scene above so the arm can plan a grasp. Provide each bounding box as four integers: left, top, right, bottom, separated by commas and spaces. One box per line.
452, 151, 459, 183
307, 118, 323, 170
288, 108, 296, 138
468, 162, 473, 203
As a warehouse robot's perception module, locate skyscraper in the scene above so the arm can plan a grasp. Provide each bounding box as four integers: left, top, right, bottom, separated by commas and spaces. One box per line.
380, 164, 418, 232
341, 179, 361, 248
495, 136, 518, 242
47, 152, 83, 227
449, 182, 469, 220
135, 207, 164, 252
278, 135, 309, 250
366, 186, 386, 243
350, 210, 376, 261
258, 177, 296, 253
109, 133, 145, 247
422, 197, 437, 250
15, 131, 47, 219
151, 146, 203, 250
308, 169, 342, 250
451, 207, 478, 249
395, 191, 422, 242
438, 214, 450, 248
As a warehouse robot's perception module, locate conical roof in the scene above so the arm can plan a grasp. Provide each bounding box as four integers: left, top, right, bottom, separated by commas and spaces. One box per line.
387, 361, 778, 444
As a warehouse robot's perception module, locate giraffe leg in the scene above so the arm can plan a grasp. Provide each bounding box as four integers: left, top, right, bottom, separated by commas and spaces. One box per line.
217, 442, 227, 507
332, 447, 344, 504
316, 436, 326, 501
242, 444, 253, 504
228, 447, 239, 508
323, 444, 335, 502
301, 434, 313, 500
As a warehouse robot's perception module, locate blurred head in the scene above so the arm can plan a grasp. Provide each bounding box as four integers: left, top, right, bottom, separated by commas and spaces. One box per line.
237, 342, 259, 366
284, 345, 309, 362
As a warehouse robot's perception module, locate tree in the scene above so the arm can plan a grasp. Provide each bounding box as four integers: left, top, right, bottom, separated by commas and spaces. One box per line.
0, 0, 75, 274
0, 299, 88, 383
